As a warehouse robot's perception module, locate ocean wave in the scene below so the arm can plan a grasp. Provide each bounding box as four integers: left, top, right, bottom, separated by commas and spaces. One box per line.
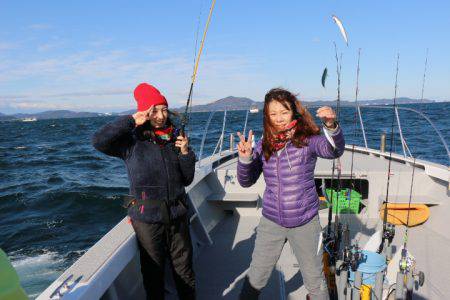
10, 249, 64, 270
9, 249, 66, 299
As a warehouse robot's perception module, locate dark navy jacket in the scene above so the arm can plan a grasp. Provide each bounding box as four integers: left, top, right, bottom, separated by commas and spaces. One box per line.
92, 115, 196, 223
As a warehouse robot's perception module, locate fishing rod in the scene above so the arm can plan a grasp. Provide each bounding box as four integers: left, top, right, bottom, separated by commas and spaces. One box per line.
331, 48, 367, 300
392, 157, 425, 299
394, 50, 430, 299
420, 48, 429, 103
322, 15, 350, 298
322, 42, 345, 300
378, 53, 400, 256
180, 0, 217, 135
340, 48, 363, 268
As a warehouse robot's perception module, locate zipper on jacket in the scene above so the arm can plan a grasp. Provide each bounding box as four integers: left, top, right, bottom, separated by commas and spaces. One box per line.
160, 147, 171, 202
276, 152, 282, 226
160, 146, 172, 224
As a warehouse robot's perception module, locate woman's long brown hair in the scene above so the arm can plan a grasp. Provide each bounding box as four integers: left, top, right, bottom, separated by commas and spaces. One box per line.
262, 88, 320, 161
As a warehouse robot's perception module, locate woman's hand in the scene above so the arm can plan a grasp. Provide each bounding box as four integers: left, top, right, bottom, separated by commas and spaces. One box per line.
175, 135, 189, 155
236, 130, 253, 159
316, 106, 337, 129
132, 106, 154, 127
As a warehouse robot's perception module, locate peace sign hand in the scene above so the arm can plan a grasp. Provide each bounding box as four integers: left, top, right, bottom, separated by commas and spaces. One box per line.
236, 130, 253, 159
132, 106, 154, 127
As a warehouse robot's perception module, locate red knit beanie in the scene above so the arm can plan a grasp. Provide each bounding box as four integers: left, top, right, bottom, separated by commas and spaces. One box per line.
133, 83, 168, 112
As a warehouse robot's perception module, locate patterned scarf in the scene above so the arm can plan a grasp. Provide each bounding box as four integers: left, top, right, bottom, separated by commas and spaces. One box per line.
268, 119, 298, 151
152, 125, 176, 145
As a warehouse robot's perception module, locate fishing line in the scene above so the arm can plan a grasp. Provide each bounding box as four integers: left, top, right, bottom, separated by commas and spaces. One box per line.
181, 0, 217, 135
403, 157, 416, 248
378, 53, 400, 254
186, 0, 204, 133
350, 48, 364, 242
420, 49, 429, 104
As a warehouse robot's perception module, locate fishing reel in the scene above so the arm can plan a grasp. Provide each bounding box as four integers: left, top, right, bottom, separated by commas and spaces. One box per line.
399, 248, 413, 274
383, 223, 395, 244
398, 248, 425, 286
394, 248, 425, 299
337, 244, 362, 274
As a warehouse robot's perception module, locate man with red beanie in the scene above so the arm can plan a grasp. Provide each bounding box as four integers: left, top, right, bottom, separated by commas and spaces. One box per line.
92, 83, 196, 299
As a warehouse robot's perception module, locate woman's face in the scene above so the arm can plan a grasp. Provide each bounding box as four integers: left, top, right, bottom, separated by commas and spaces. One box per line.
149, 105, 168, 128
267, 100, 294, 131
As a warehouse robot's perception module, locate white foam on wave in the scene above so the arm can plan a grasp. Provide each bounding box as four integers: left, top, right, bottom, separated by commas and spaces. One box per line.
14, 146, 27, 150
10, 250, 65, 299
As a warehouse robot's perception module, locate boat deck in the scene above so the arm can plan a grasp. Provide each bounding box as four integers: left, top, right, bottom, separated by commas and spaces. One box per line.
195, 214, 283, 299
37, 150, 449, 300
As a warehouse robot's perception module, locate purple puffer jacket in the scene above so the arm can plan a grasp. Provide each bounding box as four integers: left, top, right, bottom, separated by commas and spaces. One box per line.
237, 128, 345, 228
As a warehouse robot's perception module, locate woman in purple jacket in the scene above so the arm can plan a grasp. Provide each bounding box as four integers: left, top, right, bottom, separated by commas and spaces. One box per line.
237, 88, 345, 300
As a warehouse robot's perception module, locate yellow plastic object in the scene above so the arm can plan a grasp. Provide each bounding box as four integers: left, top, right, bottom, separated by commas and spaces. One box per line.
0, 249, 28, 300
379, 203, 430, 226
360, 284, 371, 300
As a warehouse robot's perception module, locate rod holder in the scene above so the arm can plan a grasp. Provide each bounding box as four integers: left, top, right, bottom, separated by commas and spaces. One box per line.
380, 132, 386, 153
229, 133, 234, 151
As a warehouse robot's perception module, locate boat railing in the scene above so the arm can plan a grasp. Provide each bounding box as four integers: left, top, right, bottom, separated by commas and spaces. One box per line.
307, 103, 449, 164
197, 104, 449, 165
359, 105, 449, 163
197, 109, 250, 167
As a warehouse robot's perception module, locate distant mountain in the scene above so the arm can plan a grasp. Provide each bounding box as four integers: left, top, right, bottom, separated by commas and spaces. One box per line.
358, 97, 435, 105
302, 97, 435, 107
175, 96, 258, 113
119, 109, 135, 115
174, 96, 436, 112
0, 113, 16, 121
0, 97, 439, 122
0, 110, 109, 121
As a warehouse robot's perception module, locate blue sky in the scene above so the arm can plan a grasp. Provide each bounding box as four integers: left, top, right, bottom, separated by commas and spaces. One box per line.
0, 1, 449, 113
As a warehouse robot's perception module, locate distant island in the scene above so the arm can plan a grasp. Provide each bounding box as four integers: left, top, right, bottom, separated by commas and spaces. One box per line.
174, 96, 437, 113
0, 97, 440, 121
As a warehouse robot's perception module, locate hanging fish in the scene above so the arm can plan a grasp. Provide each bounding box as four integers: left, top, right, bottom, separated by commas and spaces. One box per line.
321, 67, 328, 88
332, 15, 348, 45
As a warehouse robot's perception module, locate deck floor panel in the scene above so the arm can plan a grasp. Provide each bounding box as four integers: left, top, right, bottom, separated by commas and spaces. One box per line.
195, 214, 284, 299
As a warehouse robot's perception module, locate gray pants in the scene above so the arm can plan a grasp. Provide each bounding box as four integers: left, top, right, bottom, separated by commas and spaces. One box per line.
247, 215, 329, 300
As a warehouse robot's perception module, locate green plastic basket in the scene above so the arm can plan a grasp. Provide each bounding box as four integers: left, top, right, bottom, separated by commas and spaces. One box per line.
325, 188, 361, 214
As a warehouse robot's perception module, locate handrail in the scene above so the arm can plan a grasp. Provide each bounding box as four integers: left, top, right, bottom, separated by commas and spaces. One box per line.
304, 103, 449, 164
243, 109, 249, 137
362, 105, 450, 163
198, 110, 216, 166
394, 106, 408, 157
218, 110, 227, 155
199, 110, 229, 166
356, 105, 368, 148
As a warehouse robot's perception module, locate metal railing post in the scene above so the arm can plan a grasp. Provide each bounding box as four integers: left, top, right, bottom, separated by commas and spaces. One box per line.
218, 110, 227, 155
394, 106, 409, 157
229, 133, 234, 151
243, 109, 249, 137
380, 132, 386, 152
364, 105, 450, 164
198, 110, 216, 166
357, 105, 368, 148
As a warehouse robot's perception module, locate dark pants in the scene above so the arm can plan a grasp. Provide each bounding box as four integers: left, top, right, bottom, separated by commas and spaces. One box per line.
132, 215, 196, 300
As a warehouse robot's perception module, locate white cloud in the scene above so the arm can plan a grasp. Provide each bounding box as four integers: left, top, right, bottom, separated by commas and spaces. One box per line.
0, 45, 266, 111
0, 42, 18, 51
37, 40, 65, 52
28, 23, 52, 30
